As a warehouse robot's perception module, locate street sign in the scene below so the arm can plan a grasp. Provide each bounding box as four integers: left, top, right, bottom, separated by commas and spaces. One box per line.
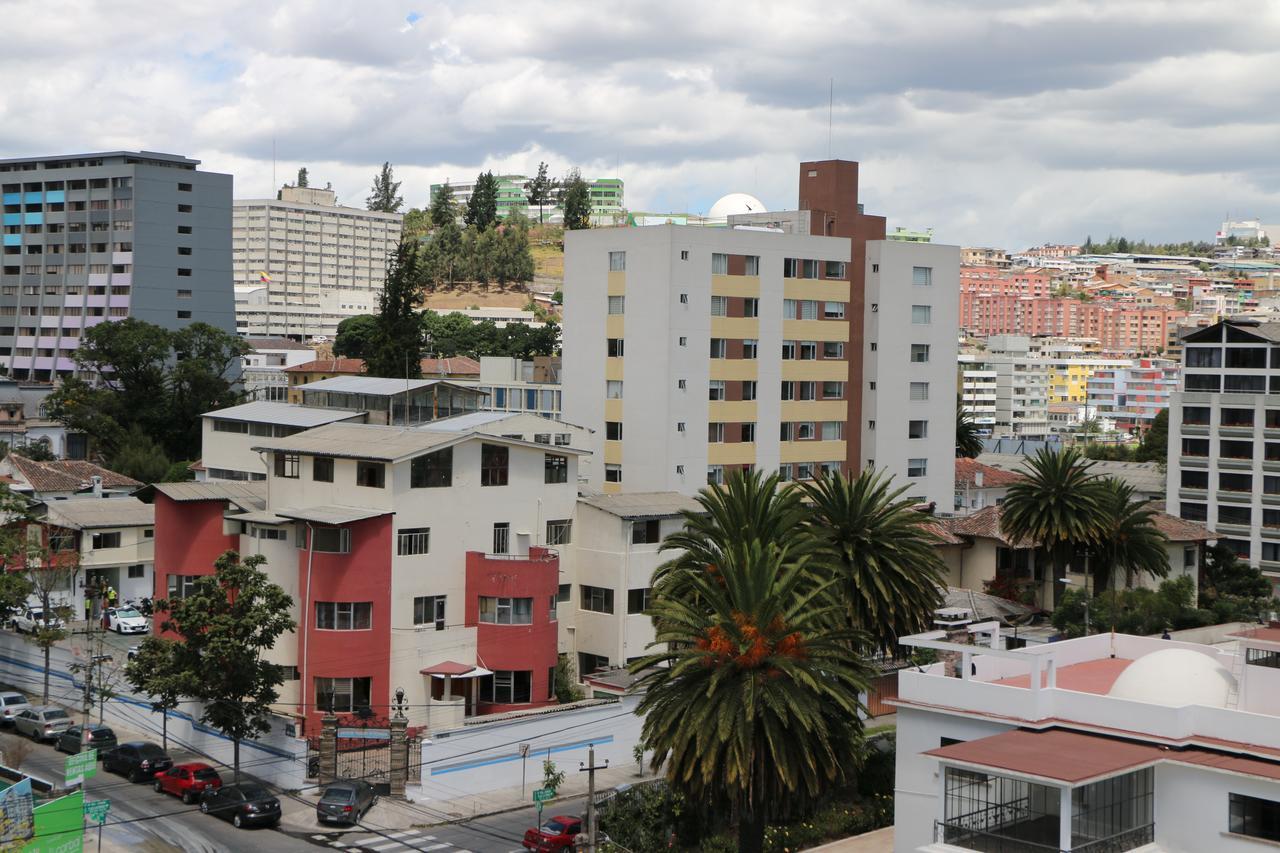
64, 749, 97, 786
83, 800, 110, 825
532, 787, 554, 803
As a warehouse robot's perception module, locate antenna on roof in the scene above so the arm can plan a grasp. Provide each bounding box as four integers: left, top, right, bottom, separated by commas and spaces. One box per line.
828, 78, 833, 159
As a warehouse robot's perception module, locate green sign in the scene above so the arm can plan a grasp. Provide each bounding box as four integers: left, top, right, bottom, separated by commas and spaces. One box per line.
21, 790, 84, 853
83, 800, 109, 825
63, 750, 97, 786
532, 787, 554, 803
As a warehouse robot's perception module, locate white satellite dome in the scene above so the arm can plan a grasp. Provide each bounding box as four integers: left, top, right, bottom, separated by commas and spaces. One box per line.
708, 192, 767, 220
1107, 648, 1235, 708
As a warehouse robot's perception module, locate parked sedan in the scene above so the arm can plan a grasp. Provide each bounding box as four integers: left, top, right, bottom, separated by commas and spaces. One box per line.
11, 609, 64, 634
104, 607, 149, 635
55, 723, 117, 755
0, 692, 31, 726
200, 783, 281, 828
316, 779, 377, 825
523, 816, 583, 852
101, 741, 173, 782
12, 706, 72, 742
154, 762, 223, 804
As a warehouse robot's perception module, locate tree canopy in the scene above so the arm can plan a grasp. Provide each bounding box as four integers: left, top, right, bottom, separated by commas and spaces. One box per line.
296, 167, 309, 188
365, 240, 425, 378
560, 169, 592, 230
464, 171, 499, 231
333, 314, 379, 360
526, 162, 557, 224
366, 161, 403, 213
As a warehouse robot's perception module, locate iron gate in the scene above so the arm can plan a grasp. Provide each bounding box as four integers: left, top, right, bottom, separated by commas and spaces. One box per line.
306, 712, 417, 794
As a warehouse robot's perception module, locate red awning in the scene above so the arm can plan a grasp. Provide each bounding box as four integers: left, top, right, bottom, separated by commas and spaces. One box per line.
420, 661, 483, 677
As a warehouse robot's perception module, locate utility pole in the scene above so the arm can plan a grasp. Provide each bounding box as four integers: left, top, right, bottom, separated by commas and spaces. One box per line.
578, 744, 609, 853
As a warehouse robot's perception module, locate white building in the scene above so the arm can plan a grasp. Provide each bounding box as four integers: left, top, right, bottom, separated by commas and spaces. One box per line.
232, 185, 402, 340
41, 496, 154, 618
240, 338, 317, 402
893, 622, 1280, 852
960, 337, 1051, 440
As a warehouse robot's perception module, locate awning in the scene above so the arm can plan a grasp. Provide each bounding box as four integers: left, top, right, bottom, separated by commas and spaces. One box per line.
420, 661, 492, 679
275, 505, 393, 525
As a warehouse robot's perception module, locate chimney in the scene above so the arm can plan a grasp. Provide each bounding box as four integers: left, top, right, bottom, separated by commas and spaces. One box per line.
91, 475, 102, 498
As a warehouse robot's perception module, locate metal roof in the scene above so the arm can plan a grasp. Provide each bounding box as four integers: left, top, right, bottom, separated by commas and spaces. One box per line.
43, 497, 154, 530
253, 423, 459, 462
140, 481, 267, 508
226, 510, 290, 525
202, 401, 366, 427
298, 376, 483, 397
578, 492, 703, 520
426, 411, 521, 431
275, 505, 393, 525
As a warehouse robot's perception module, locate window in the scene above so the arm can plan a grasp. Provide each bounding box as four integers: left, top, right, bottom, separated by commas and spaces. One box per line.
607, 338, 624, 357
607, 295, 625, 314
1230, 793, 1280, 842
910, 344, 930, 363
479, 596, 532, 624
711, 253, 729, 275
627, 588, 651, 614
742, 380, 757, 400
1186, 374, 1221, 392
1221, 440, 1253, 459
312, 457, 334, 482
678, 337, 687, 347
397, 527, 431, 556
177, 182, 192, 192
798, 381, 817, 400
912, 266, 932, 286
824, 261, 847, 279
479, 670, 532, 704
252, 526, 286, 541
709, 380, 726, 401
1220, 472, 1252, 492
1222, 408, 1254, 427
555, 433, 571, 446
1219, 504, 1252, 526
273, 452, 300, 478
605, 464, 622, 483
707, 465, 725, 485
606, 421, 623, 441
355, 461, 385, 488
907, 458, 928, 478
799, 341, 817, 360
606, 380, 623, 399
166, 574, 199, 600
548, 595, 558, 623
822, 421, 844, 440
481, 444, 509, 486
823, 301, 845, 320
492, 522, 510, 554
781, 340, 796, 360
1184, 546, 1198, 569
1226, 375, 1266, 393
741, 423, 756, 442
744, 255, 760, 275
910, 382, 930, 401
546, 519, 572, 545
742, 339, 758, 359
632, 519, 661, 544
177, 268, 192, 277
558, 583, 572, 603
410, 447, 452, 487
1180, 470, 1209, 489
708, 422, 725, 443
608, 251, 626, 271
824, 341, 844, 359
1247, 647, 1280, 668
314, 677, 371, 714
91, 531, 121, 549
742, 297, 760, 318
822, 381, 844, 400
545, 453, 568, 484
680, 250, 688, 260
709, 338, 727, 358
781, 381, 795, 401
783, 258, 799, 278
315, 602, 372, 630
1227, 347, 1267, 369
413, 596, 446, 630
277, 665, 300, 681
580, 585, 614, 613
1181, 438, 1209, 457
1180, 502, 1208, 521
311, 527, 351, 553
911, 305, 932, 324
909, 420, 928, 439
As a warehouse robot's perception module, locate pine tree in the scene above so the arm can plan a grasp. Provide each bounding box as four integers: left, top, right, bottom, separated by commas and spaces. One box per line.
465, 171, 499, 230
296, 167, 309, 188
526, 162, 557, 224
429, 183, 457, 228
560, 169, 592, 230
366, 161, 404, 212
366, 240, 424, 377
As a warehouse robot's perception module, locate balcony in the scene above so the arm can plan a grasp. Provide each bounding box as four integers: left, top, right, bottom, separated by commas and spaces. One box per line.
1179, 424, 1209, 436
1218, 457, 1253, 470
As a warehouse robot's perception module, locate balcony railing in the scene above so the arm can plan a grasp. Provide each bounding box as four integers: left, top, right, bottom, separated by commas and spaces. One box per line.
1072, 824, 1155, 853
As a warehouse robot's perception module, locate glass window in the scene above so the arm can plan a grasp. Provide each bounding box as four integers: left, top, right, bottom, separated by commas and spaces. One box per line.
711, 253, 728, 275
580, 585, 614, 613
911, 305, 932, 324
166, 574, 199, 600
823, 301, 845, 319
742, 380, 757, 400
709, 380, 726, 401
545, 454, 568, 484
91, 531, 121, 549
1220, 472, 1252, 492
410, 448, 452, 488
744, 255, 759, 275
627, 588, 651, 614
479, 596, 533, 624
1181, 438, 1209, 456
397, 527, 430, 556
1226, 347, 1267, 369
355, 461, 385, 488
605, 464, 622, 483
1180, 470, 1208, 489
824, 261, 846, 279
799, 300, 819, 320
606, 421, 622, 441
312, 457, 334, 482
708, 422, 725, 443
481, 444, 509, 486
608, 251, 626, 271
822, 381, 844, 400
781, 340, 796, 359
1180, 502, 1208, 521
912, 266, 932, 286
273, 452, 299, 478
909, 420, 928, 439
910, 382, 930, 401
1230, 793, 1280, 841
632, 520, 661, 544
311, 527, 351, 553
413, 595, 446, 630
710, 295, 728, 316
478, 670, 531, 704
1219, 504, 1252, 525
607, 338, 624, 357
1222, 408, 1255, 427
822, 421, 844, 440
492, 522, 510, 554
606, 380, 623, 399
907, 458, 928, 477
314, 677, 371, 714
706, 465, 724, 485
799, 341, 817, 360
742, 339, 758, 359
546, 519, 572, 545
709, 338, 727, 358
910, 344, 930, 363
1182, 406, 1210, 425
607, 295, 624, 314
824, 341, 844, 359
315, 601, 372, 630
743, 297, 759, 317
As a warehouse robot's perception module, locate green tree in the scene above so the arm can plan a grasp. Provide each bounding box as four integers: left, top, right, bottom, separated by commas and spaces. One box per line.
526, 162, 557, 224
1199, 543, 1278, 623
366, 161, 403, 213
1090, 478, 1169, 594
333, 314, 379, 361
1001, 447, 1107, 609
109, 426, 172, 484
296, 167, 308, 188
123, 637, 184, 753
429, 183, 457, 228
955, 404, 984, 458
464, 171, 499, 231
634, 470, 871, 853
801, 470, 947, 651
493, 215, 535, 286
17, 439, 55, 462
25, 548, 78, 703
401, 207, 429, 241
1134, 408, 1168, 463
560, 169, 592, 230
155, 551, 295, 780
1115, 237, 1130, 253
365, 241, 424, 378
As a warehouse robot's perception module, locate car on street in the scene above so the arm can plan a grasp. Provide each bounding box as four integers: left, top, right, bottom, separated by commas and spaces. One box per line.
104, 606, 149, 635
55, 723, 117, 755
101, 741, 173, 782
12, 706, 72, 742
523, 815, 583, 852
127, 645, 140, 661
0, 692, 31, 726
200, 782, 281, 828
11, 608, 64, 634
316, 779, 377, 825
154, 762, 223, 804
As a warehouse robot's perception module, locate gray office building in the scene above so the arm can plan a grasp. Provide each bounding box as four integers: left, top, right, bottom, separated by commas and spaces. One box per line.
0, 151, 233, 381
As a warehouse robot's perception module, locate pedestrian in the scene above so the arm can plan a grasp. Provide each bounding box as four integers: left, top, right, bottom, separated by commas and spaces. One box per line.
83, 597, 91, 623
1161, 627, 1171, 640
106, 586, 117, 608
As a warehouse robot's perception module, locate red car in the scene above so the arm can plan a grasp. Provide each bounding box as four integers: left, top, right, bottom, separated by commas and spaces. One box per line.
523, 815, 582, 852
153, 762, 223, 804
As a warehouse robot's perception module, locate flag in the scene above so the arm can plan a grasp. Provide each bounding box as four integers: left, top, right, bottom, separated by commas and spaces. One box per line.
259, 271, 272, 283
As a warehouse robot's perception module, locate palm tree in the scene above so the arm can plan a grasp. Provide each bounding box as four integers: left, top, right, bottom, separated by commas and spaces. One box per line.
1001, 447, 1107, 608
801, 469, 948, 650
634, 473, 870, 853
1091, 478, 1169, 593
956, 403, 985, 459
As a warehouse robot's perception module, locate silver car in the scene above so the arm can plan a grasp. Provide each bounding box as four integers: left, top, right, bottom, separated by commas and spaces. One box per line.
12, 706, 72, 741
0, 692, 31, 726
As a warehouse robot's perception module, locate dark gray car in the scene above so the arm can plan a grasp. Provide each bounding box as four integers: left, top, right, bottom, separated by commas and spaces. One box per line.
317, 779, 377, 825
102, 741, 173, 782
56, 723, 117, 755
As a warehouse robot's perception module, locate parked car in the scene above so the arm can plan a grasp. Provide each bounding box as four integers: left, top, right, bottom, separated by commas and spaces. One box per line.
154, 762, 223, 804
55, 723, 117, 755
11, 608, 64, 634
104, 607, 149, 635
127, 645, 141, 661
0, 692, 31, 726
200, 782, 281, 828
12, 706, 72, 742
523, 815, 583, 852
101, 741, 173, 782
316, 779, 377, 825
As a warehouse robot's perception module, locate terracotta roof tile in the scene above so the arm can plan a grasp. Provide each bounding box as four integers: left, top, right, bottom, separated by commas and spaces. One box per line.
938, 504, 1212, 546
283, 358, 366, 374
420, 357, 481, 376
7, 454, 141, 493
956, 458, 1024, 489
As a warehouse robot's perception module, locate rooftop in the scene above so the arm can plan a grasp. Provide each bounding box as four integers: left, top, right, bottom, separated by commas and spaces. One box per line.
245, 338, 316, 352
43, 496, 154, 530
578, 491, 704, 520
202, 401, 365, 428
297, 376, 482, 397
955, 458, 1023, 489
6, 455, 141, 494
936, 503, 1211, 546
139, 481, 266, 509
283, 358, 366, 375
253, 423, 457, 462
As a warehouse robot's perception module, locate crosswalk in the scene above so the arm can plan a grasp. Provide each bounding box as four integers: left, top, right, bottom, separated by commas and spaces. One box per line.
311, 828, 507, 853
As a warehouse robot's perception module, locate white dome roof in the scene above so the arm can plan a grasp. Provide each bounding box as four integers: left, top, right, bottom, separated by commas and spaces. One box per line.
1107, 648, 1235, 708
708, 192, 766, 220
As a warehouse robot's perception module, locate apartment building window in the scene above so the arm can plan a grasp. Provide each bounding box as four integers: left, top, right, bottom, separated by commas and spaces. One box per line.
608, 251, 626, 271
411, 447, 452, 487
1180, 470, 1208, 489
740, 423, 756, 442
798, 381, 817, 401
607, 295, 625, 314
605, 464, 622, 483
1220, 505, 1252, 526
802, 259, 819, 278
606, 380, 624, 399
632, 519, 661, 544
315, 601, 372, 630
548, 595, 558, 622
909, 420, 929, 439
479, 596, 532, 624
783, 258, 798, 278
274, 452, 300, 478
799, 300, 819, 320
709, 338, 727, 358
822, 421, 844, 440
176, 182, 192, 192
799, 341, 817, 360
708, 423, 725, 443
606, 421, 622, 441
545, 453, 568, 484
825, 261, 847, 279
744, 255, 759, 275
546, 519, 572, 546
824, 301, 845, 319
1185, 374, 1221, 392
627, 588, 652, 614
167, 574, 199, 600
1230, 793, 1280, 842
743, 297, 759, 317
315, 677, 371, 714
492, 522, 510, 554
1225, 375, 1266, 393
479, 670, 532, 705
1221, 440, 1253, 459
580, 585, 615, 614
1181, 438, 1209, 457
781, 340, 796, 360
481, 444, 509, 486
397, 527, 431, 556
1220, 473, 1252, 492
910, 344, 930, 363
177, 225, 192, 235
311, 527, 351, 553
1226, 347, 1267, 369
712, 253, 729, 275
912, 266, 933, 286
781, 381, 795, 401
910, 382, 930, 401
822, 382, 845, 400
743, 380, 758, 400
742, 339, 758, 359
907, 458, 928, 478
355, 461, 385, 488
91, 531, 121, 549
820, 341, 843, 359
709, 380, 726, 401
678, 337, 687, 347
911, 305, 932, 324
413, 595, 446, 630
607, 338, 624, 357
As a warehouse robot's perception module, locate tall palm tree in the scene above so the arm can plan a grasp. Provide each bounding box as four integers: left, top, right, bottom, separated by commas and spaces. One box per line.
634, 473, 870, 853
956, 403, 985, 459
801, 469, 948, 650
1001, 447, 1107, 608
1091, 478, 1170, 593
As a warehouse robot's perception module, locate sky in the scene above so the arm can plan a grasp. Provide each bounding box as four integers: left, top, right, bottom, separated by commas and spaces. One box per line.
3, 0, 1280, 249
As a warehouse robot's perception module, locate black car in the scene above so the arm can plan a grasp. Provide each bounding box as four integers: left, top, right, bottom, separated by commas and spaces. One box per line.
55, 724, 117, 755
317, 779, 377, 825
200, 783, 282, 829
101, 741, 173, 782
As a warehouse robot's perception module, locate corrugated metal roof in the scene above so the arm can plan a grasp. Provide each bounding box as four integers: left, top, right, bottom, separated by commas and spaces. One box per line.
43, 497, 154, 530
275, 505, 392, 525
144, 481, 267, 507
226, 510, 290, 525
253, 423, 459, 461
298, 376, 482, 396
578, 492, 703, 519
427, 411, 519, 431
202, 401, 366, 427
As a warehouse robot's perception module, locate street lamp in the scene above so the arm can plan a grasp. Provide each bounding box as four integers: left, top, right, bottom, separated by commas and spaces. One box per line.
1059, 577, 1089, 635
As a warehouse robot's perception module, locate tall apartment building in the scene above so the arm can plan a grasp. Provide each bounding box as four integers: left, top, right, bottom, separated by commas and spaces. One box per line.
562, 161, 957, 507
0, 151, 234, 380
232, 185, 402, 340
1167, 319, 1280, 589
1087, 357, 1180, 433
959, 337, 1051, 440
429, 175, 625, 225
960, 247, 1011, 268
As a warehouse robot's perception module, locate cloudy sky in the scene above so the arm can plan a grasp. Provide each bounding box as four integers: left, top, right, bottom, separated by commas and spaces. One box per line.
3, 0, 1279, 248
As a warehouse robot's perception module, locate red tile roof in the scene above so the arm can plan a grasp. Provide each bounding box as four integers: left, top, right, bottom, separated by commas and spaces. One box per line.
284, 356, 483, 378
420, 357, 481, 377
938, 504, 1212, 546
925, 728, 1166, 784
7, 454, 142, 493
956, 458, 1024, 489
419, 661, 479, 676
283, 358, 366, 375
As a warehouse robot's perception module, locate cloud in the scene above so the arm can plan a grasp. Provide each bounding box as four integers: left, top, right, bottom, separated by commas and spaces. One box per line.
1, 0, 1278, 248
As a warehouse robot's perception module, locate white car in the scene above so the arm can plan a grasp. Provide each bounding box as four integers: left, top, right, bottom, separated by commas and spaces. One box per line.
105, 607, 149, 635
11, 608, 64, 634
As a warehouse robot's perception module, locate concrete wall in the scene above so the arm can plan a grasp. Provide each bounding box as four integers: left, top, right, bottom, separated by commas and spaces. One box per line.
1155, 762, 1280, 853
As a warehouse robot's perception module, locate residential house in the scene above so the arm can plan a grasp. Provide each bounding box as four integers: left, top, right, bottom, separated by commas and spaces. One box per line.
0, 454, 141, 501
40, 497, 154, 619
953, 458, 1022, 514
